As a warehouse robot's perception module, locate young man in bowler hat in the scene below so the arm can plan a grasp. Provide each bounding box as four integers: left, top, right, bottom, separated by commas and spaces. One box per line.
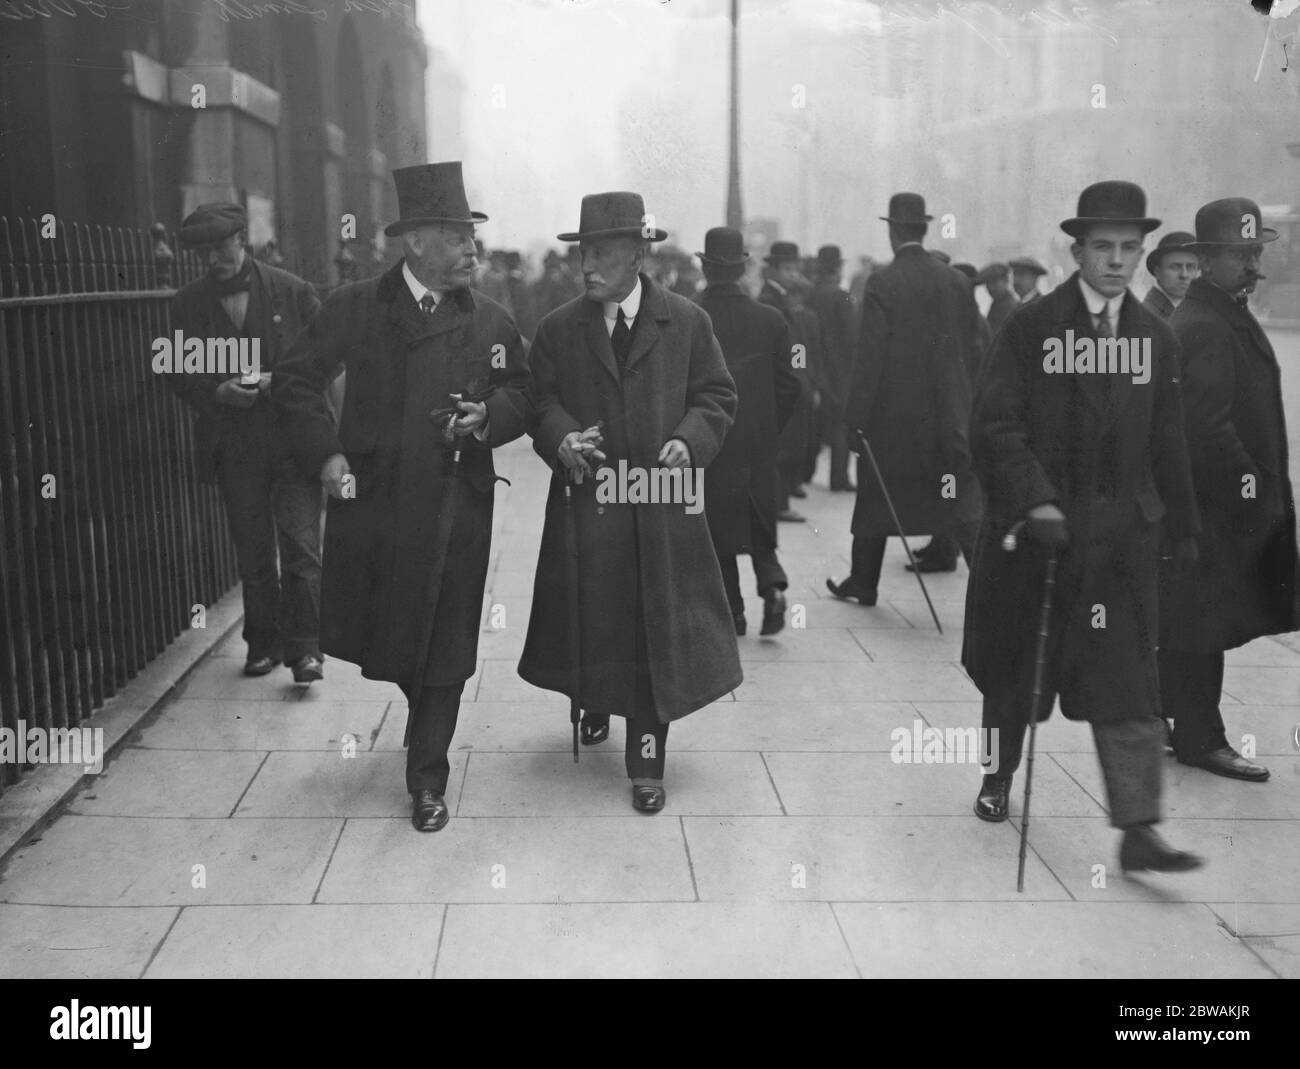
274, 163, 533, 833
963, 180, 1204, 873
168, 203, 325, 683
1142, 231, 1198, 319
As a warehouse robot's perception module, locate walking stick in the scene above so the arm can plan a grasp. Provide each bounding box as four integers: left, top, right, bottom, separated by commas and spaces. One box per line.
563, 473, 581, 763
1016, 543, 1058, 893
851, 427, 944, 634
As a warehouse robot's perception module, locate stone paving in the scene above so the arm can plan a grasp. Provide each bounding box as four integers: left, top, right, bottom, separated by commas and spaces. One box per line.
2, 333, 1299, 977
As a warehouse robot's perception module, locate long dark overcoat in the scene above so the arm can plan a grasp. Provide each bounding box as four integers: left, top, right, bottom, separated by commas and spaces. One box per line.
271, 261, 532, 688
1160, 278, 1300, 652
961, 275, 1200, 724
696, 280, 800, 554
517, 274, 742, 722
810, 278, 858, 420
847, 244, 980, 538
758, 282, 813, 470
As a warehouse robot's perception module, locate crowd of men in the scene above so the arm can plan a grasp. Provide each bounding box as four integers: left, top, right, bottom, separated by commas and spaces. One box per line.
163, 163, 1298, 877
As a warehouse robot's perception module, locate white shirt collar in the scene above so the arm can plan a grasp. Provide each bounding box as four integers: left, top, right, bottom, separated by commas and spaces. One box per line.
895, 241, 924, 252
403, 260, 440, 308
1077, 275, 1124, 321
603, 275, 642, 329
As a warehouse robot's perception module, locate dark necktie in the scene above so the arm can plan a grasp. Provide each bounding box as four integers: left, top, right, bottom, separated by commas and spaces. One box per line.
1095, 305, 1114, 338
1236, 294, 1249, 309
611, 306, 632, 370
420, 293, 436, 315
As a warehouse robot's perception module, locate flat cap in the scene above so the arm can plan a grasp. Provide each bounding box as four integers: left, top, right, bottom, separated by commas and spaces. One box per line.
179, 203, 246, 247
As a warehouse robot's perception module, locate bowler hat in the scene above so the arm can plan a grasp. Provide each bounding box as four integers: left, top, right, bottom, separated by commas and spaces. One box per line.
557, 191, 668, 242
385, 162, 487, 237
879, 192, 933, 225
1060, 180, 1160, 238
765, 241, 801, 265
697, 227, 750, 266
929, 249, 952, 265
976, 262, 1008, 286
179, 202, 246, 247
816, 244, 845, 270
1008, 256, 1047, 277
1188, 198, 1278, 248
1145, 231, 1197, 275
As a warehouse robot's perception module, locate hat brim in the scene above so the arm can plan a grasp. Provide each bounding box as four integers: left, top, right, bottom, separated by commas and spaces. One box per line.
697, 252, 750, 265
879, 215, 934, 223
384, 211, 489, 237
1010, 265, 1048, 277
1060, 217, 1161, 238
556, 227, 668, 243
1186, 228, 1280, 248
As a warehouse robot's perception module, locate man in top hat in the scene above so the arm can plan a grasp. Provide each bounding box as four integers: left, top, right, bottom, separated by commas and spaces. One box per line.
979, 262, 1016, 335
827, 193, 982, 602
696, 227, 801, 636
1010, 256, 1048, 305
811, 244, 859, 492
518, 193, 741, 814
167, 202, 325, 683
758, 241, 814, 519
273, 162, 533, 833
1158, 198, 1299, 783
1142, 231, 1198, 319
963, 179, 1204, 873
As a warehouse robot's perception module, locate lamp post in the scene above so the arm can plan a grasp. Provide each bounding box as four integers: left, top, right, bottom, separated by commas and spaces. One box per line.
726, 0, 744, 229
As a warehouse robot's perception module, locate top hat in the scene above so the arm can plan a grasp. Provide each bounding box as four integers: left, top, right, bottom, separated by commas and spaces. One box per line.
976, 262, 1009, 286
816, 244, 845, 270
697, 227, 750, 265
1145, 231, 1197, 274
952, 262, 978, 280
929, 249, 952, 265
765, 240, 801, 265
384, 162, 487, 237
1060, 180, 1160, 238
179, 202, 247, 247
1188, 198, 1278, 248
879, 192, 933, 225
1008, 256, 1047, 276
557, 192, 668, 242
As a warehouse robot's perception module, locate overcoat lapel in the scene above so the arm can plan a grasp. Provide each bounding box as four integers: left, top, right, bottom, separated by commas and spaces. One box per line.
624, 278, 667, 374
576, 298, 621, 383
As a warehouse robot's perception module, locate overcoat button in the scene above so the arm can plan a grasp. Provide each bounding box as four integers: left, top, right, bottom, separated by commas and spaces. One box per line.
596, 506, 605, 515
273, 314, 282, 324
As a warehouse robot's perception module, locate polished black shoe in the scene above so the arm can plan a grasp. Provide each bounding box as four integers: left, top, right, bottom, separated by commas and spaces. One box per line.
1119, 824, 1204, 874
733, 611, 747, 637
825, 577, 877, 606
777, 509, 806, 523
411, 789, 449, 833
632, 785, 666, 813
243, 655, 280, 677
580, 714, 610, 746
1180, 746, 1270, 782
973, 775, 1011, 822
290, 654, 324, 684
905, 556, 958, 574
760, 590, 786, 636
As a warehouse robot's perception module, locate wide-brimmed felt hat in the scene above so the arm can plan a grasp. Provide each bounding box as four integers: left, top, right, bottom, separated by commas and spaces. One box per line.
816, 244, 844, 270
1008, 256, 1047, 276
976, 262, 1009, 286
1188, 198, 1278, 248
697, 227, 750, 265
557, 191, 667, 242
179, 202, 246, 247
385, 162, 487, 237
1145, 231, 1197, 274
1060, 180, 1160, 238
879, 192, 933, 225
765, 240, 801, 265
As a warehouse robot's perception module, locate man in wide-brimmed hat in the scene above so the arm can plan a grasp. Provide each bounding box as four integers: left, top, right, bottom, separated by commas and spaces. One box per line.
274, 162, 533, 833
758, 241, 814, 519
810, 244, 858, 492
977, 261, 1016, 334
1009, 255, 1048, 305
963, 179, 1204, 874
167, 202, 325, 684
1159, 197, 1299, 784
1142, 230, 1198, 319
827, 192, 982, 598
696, 227, 801, 636
518, 193, 740, 814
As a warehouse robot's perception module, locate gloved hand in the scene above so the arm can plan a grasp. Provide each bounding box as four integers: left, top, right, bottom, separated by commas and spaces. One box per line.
1173, 536, 1198, 576
1025, 503, 1069, 549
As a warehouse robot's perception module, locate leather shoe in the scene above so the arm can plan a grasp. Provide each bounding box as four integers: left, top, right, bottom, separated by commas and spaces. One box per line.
1181, 746, 1270, 782
905, 556, 957, 574
243, 655, 280, 677
760, 590, 786, 635
1119, 824, 1204, 874
732, 611, 747, 636
411, 789, 449, 832
973, 775, 1011, 822
290, 654, 324, 684
778, 509, 806, 523
825, 577, 877, 606
632, 785, 666, 813
580, 714, 610, 746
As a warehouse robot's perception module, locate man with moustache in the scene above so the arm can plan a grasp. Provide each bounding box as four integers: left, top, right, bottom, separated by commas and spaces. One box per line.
273, 163, 532, 833
1143, 231, 1198, 319
1158, 198, 1300, 783
964, 181, 1203, 874
168, 203, 324, 683
518, 193, 740, 814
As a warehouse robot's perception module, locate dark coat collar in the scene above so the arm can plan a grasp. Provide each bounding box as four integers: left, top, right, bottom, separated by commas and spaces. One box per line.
701, 280, 748, 299
378, 258, 481, 345
572, 272, 671, 381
